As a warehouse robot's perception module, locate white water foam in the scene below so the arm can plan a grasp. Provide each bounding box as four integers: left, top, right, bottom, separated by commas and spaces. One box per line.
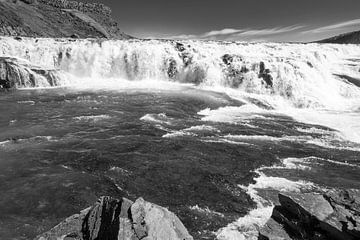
2, 37, 360, 108
0, 136, 56, 150
277, 157, 360, 169
73, 114, 111, 122
162, 125, 219, 138
140, 113, 174, 125
216, 169, 315, 240
189, 205, 225, 218
2, 36, 360, 143
198, 105, 271, 123
17, 100, 36, 105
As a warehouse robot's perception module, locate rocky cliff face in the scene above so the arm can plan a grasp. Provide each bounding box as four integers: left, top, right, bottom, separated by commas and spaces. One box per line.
36, 196, 193, 240
318, 30, 360, 44
0, 0, 132, 39
259, 189, 360, 240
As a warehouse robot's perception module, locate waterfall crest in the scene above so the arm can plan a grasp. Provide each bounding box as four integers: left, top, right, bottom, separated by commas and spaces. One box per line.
1, 37, 360, 109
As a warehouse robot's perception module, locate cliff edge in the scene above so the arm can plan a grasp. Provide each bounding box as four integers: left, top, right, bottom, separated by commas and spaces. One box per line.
0, 0, 132, 39
317, 30, 360, 44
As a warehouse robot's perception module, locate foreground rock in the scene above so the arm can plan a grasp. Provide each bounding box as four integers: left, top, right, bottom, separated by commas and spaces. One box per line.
36, 196, 193, 240
0, 57, 62, 89
259, 189, 360, 240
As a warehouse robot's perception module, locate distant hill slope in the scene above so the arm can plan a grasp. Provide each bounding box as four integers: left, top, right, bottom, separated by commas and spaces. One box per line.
0, 0, 133, 39
317, 30, 360, 44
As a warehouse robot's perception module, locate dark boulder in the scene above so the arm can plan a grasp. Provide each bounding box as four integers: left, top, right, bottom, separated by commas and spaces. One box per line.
167, 58, 178, 79
175, 42, 186, 52
221, 54, 247, 88
70, 33, 80, 39
259, 189, 360, 240
258, 61, 273, 88
222, 54, 233, 65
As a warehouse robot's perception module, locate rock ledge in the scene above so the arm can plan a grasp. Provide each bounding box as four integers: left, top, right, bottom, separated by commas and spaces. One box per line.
259, 189, 360, 240
36, 196, 193, 240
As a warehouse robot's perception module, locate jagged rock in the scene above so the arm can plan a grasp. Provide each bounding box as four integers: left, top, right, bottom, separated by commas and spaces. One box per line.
0, 57, 62, 88
222, 54, 233, 65
221, 54, 248, 88
259, 189, 360, 240
175, 42, 186, 52
258, 218, 292, 240
258, 62, 273, 87
167, 58, 178, 79
70, 33, 80, 39
325, 189, 360, 238
35, 196, 193, 240
334, 74, 360, 88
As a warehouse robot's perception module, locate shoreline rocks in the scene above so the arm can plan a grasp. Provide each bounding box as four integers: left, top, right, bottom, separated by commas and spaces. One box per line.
259, 189, 360, 240
36, 196, 193, 240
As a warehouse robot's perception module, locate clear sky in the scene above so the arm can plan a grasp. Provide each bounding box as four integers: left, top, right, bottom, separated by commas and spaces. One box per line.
83, 0, 360, 42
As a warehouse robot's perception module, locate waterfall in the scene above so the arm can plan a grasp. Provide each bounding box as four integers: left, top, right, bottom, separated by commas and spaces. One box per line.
1, 36, 360, 109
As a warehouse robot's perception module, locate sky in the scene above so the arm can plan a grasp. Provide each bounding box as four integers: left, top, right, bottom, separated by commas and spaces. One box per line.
83, 0, 360, 42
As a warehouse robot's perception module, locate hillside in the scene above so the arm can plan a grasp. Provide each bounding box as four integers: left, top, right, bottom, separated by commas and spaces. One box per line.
0, 0, 132, 39
318, 30, 360, 44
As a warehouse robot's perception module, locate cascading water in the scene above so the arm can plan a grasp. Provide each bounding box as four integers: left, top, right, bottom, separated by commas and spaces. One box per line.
1, 37, 360, 109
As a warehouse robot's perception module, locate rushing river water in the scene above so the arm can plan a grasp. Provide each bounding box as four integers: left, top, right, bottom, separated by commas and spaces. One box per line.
0, 37, 360, 240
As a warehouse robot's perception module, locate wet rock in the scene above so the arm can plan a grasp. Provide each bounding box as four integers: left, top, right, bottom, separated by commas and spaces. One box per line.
35, 196, 193, 240
0, 57, 61, 88
325, 189, 360, 238
221, 54, 243, 65
167, 58, 178, 79
258, 62, 273, 87
175, 42, 186, 52
258, 218, 292, 240
174, 42, 193, 67
221, 54, 247, 88
259, 189, 360, 240
222, 54, 233, 65
70, 33, 80, 39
